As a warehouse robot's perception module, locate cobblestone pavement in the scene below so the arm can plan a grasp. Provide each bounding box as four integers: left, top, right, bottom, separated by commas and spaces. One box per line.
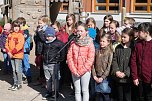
0, 49, 75, 101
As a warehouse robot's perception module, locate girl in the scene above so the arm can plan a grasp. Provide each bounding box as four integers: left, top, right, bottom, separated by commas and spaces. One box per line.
109, 20, 121, 50
92, 33, 113, 101
34, 15, 50, 86
0, 23, 12, 74
6, 20, 25, 91
102, 15, 113, 33
64, 14, 76, 35
52, 21, 69, 44
112, 28, 134, 101
67, 23, 95, 101
86, 17, 100, 49
96, 15, 113, 44
86, 17, 99, 34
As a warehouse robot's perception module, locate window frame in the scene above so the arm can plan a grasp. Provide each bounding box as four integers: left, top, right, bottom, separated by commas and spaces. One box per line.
93, 0, 121, 13
132, 0, 152, 13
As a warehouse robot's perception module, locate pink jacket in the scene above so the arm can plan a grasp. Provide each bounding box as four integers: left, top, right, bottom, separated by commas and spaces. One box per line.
67, 39, 95, 76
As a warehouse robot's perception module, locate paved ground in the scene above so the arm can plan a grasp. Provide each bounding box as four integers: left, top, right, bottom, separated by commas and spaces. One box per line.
0, 48, 75, 101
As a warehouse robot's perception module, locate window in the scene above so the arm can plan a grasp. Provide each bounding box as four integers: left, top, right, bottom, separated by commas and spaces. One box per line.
60, 2, 68, 12
133, 0, 152, 13
94, 0, 120, 13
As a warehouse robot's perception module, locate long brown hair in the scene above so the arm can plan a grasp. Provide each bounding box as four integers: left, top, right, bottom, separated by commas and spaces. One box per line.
65, 14, 76, 35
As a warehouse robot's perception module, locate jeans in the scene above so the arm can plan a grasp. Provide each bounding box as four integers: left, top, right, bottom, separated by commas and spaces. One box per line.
95, 93, 110, 101
11, 59, 22, 85
21, 54, 31, 77
3, 53, 12, 71
72, 71, 91, 101
43, 63, 60, 92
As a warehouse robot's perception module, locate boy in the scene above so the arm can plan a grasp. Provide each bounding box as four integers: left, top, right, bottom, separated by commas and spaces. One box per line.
42, 27, 65, 99
17, 17, 32, 84
131, 22, 152, 101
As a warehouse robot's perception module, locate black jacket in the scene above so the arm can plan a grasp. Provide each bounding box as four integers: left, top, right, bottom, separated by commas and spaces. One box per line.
34, 30, 46, 55
112, 44, 132, 77
43, 38, 65, 64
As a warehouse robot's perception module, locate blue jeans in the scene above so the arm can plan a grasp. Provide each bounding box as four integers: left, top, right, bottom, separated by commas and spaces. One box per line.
72, 71, 91, 101
3, 53, 12, 71
21, 54, 31, 77
43, 63, 60, 93
11, 59, 22, 85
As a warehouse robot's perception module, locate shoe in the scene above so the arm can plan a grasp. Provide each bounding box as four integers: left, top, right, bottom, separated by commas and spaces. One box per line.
8, 85, 16, 90
11, 85, 18, 91
23, 78, 28, 84
17, 85, 22, 90
42, 92, 52, 100
51, 92, 59, 99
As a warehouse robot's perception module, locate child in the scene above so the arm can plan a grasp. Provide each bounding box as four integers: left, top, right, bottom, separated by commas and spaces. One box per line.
6, 20, 25, 91
67, 23, 95, 101
52, 21, 68, 44
131, 22, 152, 101
109, 20, 121, 50
42, 27, 65, 99
64, 14, 76, 35
112, 28, 134, 101
117, 17, 135, 35
0, 23, 12, 74
92, 33, 113, 101
101, 15, 113, 33
86, 17, 99, 34
34, 15, 50, 86
17, 17, 32, 84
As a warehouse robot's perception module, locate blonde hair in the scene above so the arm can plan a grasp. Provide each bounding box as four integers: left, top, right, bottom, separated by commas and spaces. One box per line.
124, 17, 135, 27
38, 15, 51, 26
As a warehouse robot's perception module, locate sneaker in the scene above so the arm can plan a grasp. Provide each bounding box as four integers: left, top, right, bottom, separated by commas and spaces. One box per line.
8, 85, 16, 90
17, 85, 22, 90
11, 85, 18, 91
23, 78, 28, 84
42, 93, 52, 100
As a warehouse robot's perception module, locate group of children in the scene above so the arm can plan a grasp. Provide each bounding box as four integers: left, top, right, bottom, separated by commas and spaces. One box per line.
0, 14, 152, 101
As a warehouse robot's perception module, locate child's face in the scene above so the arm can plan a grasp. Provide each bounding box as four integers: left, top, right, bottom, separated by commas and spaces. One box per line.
121, 33, 130, 44
100, 37, 110, 48
138, 31, 147, 40
67, 17, 73, 26
38, 20, 46, 28
109, 23, 117, 34
46, 36, 54, 41
76, 26, 88, 40
134, 31, 139, 38
124, 20, 131, 28
13, 27, 20, 32
52, 24, 59, 33
87, 22, 95, 28
104, 19, 111, 27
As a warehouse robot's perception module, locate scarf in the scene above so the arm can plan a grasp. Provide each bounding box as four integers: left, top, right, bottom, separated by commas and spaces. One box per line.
75, 35, 92, 46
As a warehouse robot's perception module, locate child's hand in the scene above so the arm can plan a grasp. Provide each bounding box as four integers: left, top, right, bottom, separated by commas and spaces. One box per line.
8, 52, 12, 58
94, 76, 98, 82
119, 72, 126, 78
133, 79, 139, 86
116, 71, 121, 78
2, 49, 6, 52
98, 77, 103, 83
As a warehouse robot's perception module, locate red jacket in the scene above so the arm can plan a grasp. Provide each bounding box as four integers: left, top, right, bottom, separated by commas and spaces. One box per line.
131, 40, 152, 83
55, 30, 68, 44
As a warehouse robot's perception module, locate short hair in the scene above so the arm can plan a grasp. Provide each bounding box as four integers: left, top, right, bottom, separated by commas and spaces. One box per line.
38, 15, 51, 25
17, 17, 26, 26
